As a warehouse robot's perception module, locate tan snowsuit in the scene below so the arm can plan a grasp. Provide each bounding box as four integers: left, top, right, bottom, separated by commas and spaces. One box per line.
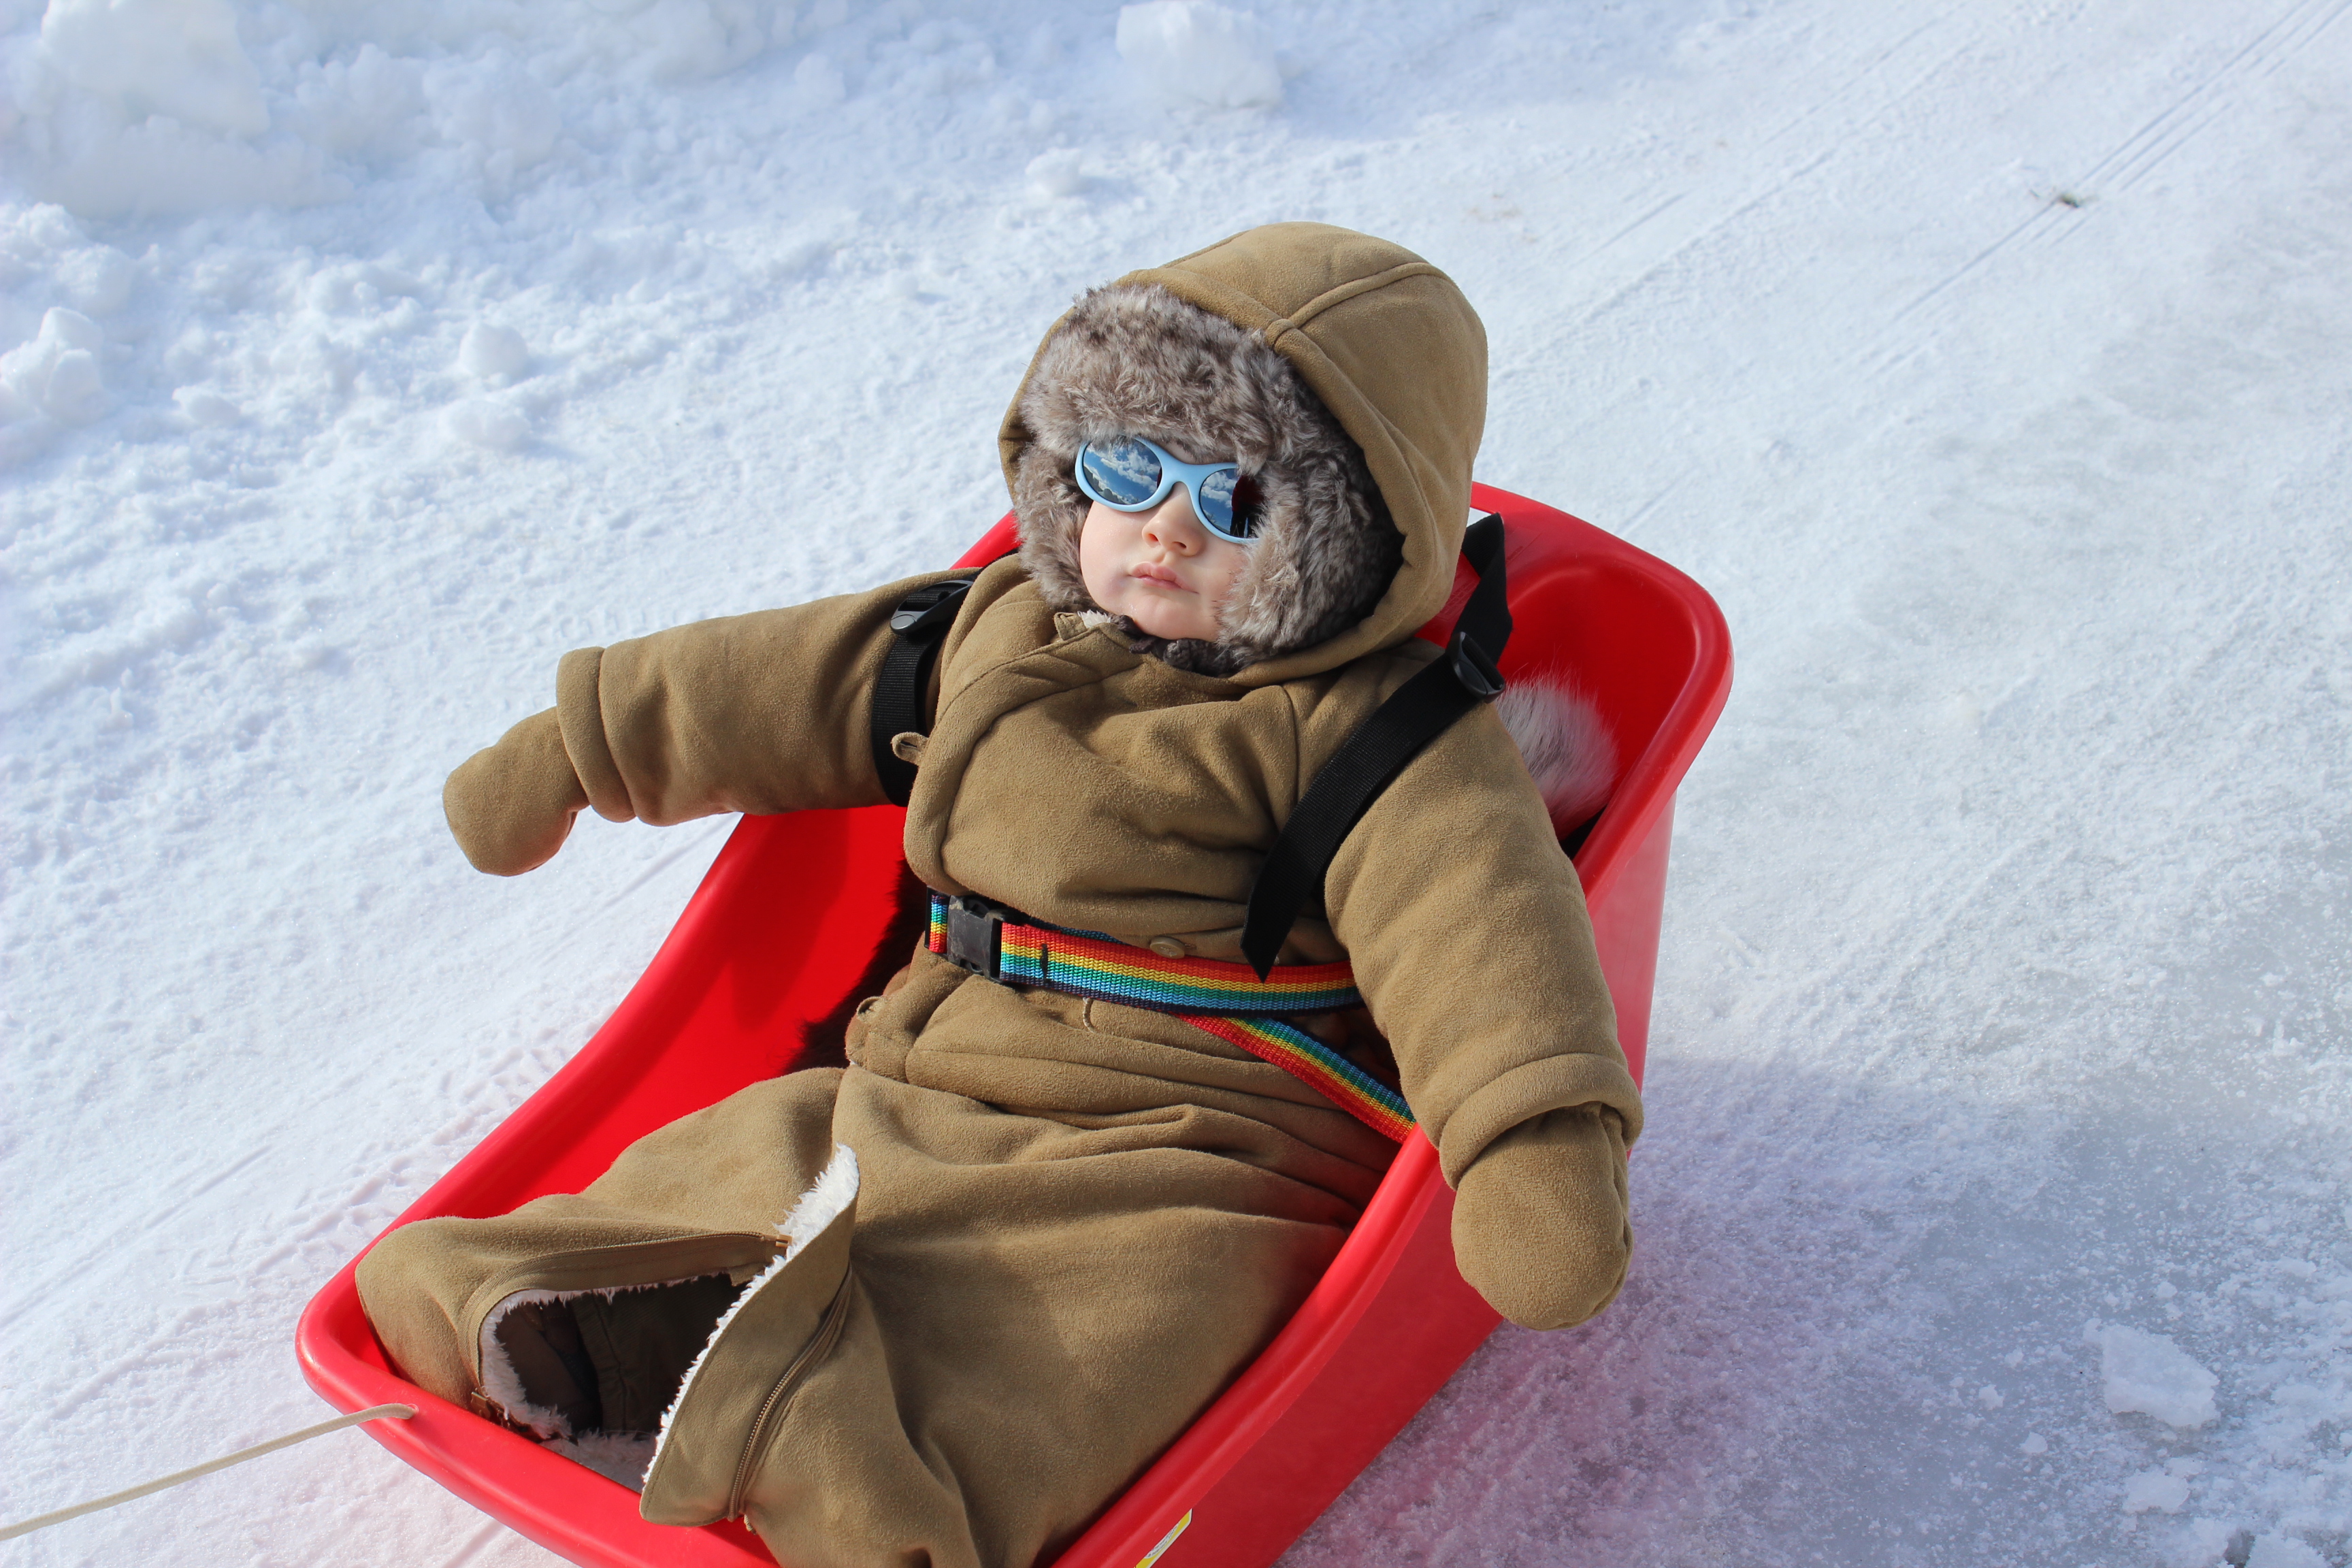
359, 225, 1644, 1568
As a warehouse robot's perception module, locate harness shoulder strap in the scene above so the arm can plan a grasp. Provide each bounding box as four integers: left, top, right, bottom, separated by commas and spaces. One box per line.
1239, 514, 1512, 977
869, 575, 975, 807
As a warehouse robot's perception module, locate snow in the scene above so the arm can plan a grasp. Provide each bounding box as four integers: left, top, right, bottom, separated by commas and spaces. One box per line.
2249, 1535, 2332, 1568
1, 0, 2347, 1565
2124, 1464, 2195, 1516
1115, 2, 1284, 111
2095, 1323, 2221, 1431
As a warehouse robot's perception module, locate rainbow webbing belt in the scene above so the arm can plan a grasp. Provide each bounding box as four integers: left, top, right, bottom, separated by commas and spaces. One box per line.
925, 892, 1414, 1141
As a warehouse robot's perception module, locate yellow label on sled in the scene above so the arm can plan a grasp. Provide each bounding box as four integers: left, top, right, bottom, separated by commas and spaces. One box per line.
1136, 1510, 1192, 1567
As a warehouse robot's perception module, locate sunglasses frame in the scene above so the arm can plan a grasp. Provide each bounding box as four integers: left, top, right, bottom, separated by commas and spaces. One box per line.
1073, 436, 1263, 544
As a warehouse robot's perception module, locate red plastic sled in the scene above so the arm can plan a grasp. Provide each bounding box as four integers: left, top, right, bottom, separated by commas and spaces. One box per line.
297, 483, 1732, 1568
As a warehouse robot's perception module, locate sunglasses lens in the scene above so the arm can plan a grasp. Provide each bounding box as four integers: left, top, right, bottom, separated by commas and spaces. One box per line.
1078, 440, 1163, 508
1195, 469, 1264, 540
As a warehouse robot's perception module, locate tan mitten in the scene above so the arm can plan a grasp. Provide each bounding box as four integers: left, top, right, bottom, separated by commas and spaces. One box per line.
1450, 1102, 1634, 1329
443, 708, 591, 875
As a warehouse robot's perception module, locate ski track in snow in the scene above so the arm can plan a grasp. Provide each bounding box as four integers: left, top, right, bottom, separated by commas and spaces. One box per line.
3, 0, 2347, 1565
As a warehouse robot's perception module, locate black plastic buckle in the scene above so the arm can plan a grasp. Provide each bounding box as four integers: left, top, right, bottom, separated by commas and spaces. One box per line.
889, 578, 971, 642
1449, 629, 1505, 699
941, 894, 1008, 981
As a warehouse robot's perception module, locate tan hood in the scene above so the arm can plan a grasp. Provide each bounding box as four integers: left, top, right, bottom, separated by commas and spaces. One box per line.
998, 223, 1488, 687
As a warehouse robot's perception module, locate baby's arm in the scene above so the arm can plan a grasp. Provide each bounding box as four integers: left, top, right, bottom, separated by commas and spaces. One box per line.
444, 570, 977, 875
1320, 683, 1642, 1329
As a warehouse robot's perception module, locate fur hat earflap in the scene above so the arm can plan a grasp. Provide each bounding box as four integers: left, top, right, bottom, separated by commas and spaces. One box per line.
1013, 284, 1403, 675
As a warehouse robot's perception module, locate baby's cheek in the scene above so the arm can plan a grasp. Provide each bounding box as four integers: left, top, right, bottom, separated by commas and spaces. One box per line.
1077, 505, 1128, 607
1203, 548, 1252, 610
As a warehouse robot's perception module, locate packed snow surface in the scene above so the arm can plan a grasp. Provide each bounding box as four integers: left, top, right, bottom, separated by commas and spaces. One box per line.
3, 0, 2348, 1565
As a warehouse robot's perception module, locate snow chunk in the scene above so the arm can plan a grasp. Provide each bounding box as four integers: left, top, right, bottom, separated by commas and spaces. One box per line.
29, 116, 345, 216
623, 0, 774, 81
2161, 1520, 2238, 1568
791, 52, 847, 108
1025, 149, 1086, 199
54, 244, 134, 316
444, 398, 530, 451
1, 308, 108, 425
285, 45, 429, 163
459, 325, 532, 381
2247, 1537, 2326, 1568
2020, 1433, 2048, 1455
39, 0, 267, 137
2090, 1322, 2217, 1429
425, 54, 562, 186
172, 387, 240, 426
2120, 1468, 2189, 1514
1116, 2, 1283, 110
12, 0, 346, 216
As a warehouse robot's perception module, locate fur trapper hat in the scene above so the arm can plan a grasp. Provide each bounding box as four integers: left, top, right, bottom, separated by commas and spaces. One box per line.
1013, 283, 1403, 676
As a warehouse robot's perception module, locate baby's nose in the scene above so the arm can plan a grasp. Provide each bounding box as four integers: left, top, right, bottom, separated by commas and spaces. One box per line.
1140, 489, 1205, 550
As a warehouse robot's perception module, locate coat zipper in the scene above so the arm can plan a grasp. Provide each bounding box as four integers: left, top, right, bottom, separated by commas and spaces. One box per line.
723, 1272, 855, 1520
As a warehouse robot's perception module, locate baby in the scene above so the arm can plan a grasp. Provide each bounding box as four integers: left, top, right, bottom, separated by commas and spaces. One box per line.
359, 222, 1642, 1568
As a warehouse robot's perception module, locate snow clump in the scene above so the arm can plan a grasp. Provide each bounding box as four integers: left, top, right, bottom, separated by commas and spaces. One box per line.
444, 398, 530, 451
2090, 1322, 2218, 1429
459, 324, 532, 382
2246, 1535, 2329, 1568
11, 0, 346, 215
2119, 1465, 2191, 1514
1116, 2, 1283, 110
42, 0, 267, 135
420, 52, 564, 195
1024, 149, 1087, 200
0, 307, 106, 425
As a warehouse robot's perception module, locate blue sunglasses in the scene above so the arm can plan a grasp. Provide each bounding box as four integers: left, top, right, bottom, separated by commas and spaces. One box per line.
1074, 436, 1267, 542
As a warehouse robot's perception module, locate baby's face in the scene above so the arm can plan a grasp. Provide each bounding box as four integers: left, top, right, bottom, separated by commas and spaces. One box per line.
1078, 489, 1252, 642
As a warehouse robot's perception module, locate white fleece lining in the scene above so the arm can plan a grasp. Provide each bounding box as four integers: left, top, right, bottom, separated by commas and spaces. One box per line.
646, 1144, 860, 1478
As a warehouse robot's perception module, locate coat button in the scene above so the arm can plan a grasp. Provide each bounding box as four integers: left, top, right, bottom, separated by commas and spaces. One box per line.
1148, 937, 1190, 959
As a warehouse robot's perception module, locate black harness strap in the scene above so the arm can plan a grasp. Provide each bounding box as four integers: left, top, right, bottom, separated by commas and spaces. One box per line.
869, 576, 975, 807
1239, 514, 1512, 978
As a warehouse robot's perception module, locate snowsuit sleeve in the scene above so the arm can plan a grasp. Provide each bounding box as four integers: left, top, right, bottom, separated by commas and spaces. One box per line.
1320, 679, 1644, 1329
444, 571, 969, 873
555, 570, 969, 826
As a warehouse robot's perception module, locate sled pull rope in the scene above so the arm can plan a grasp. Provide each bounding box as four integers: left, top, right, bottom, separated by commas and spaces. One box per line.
1240, 514, 1512, 978
0, 1403, 415, 1542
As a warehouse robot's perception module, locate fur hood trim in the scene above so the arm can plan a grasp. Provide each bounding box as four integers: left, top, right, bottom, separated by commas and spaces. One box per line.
1011, 282, 1400, 676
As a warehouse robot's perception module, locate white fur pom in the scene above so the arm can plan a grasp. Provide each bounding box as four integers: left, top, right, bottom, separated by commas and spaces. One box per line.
1494, 677, 1617, 828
